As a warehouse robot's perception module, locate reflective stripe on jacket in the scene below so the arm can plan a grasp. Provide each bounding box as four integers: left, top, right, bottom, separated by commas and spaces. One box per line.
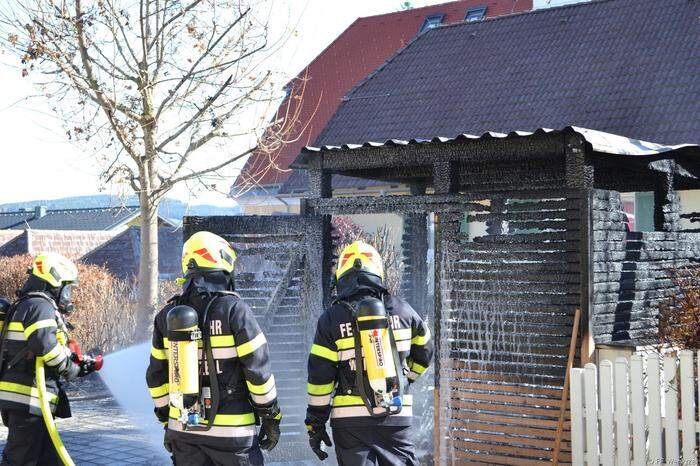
0, 294, 72, 416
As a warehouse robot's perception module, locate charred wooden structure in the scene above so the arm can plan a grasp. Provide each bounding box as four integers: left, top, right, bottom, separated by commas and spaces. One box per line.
185, 127, 700, 464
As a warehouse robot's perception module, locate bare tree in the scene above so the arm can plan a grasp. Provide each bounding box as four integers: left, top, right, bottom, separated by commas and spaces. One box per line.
0, 0, 302, 333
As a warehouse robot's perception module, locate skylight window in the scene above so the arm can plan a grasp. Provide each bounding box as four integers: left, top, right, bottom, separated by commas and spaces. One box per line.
465, 6, 487, 22
419, 14, 445, 33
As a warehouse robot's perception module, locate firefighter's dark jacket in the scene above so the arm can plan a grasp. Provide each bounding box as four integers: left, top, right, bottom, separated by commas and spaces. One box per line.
146, 273, 279, 447
306, 292, 433, 429
0, 292, 77, 417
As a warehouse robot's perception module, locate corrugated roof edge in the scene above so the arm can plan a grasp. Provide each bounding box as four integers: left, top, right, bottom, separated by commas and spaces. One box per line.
292, 127, 700, 168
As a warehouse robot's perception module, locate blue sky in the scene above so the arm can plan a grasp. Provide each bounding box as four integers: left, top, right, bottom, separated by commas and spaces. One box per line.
0, 0, 445, 205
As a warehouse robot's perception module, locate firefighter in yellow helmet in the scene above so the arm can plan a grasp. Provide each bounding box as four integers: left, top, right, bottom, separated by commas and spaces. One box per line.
305, 240, 433, 464
146, 231, 281, 465
0, 254, 97, 465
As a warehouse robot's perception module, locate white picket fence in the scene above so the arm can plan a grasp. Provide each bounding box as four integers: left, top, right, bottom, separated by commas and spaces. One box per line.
571, 350, 700, 465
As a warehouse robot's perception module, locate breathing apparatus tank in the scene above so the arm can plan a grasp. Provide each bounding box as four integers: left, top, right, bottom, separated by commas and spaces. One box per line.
352, 297, 402, 417
167, 305, 202, 427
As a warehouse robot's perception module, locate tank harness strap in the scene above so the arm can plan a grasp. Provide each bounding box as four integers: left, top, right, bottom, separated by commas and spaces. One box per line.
198, 292, 228, 431
212, 291, 248, 394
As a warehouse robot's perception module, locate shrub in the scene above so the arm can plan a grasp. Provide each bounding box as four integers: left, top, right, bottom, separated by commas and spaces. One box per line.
0, 255, 138, 353
658, 266, 700, 349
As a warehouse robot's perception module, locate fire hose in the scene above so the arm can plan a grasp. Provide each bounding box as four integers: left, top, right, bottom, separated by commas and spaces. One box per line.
35, 340, 103, 466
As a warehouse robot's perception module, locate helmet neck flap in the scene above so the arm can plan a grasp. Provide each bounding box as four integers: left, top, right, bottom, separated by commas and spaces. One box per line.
18, 274, 75, 315
334, 269, 387, 302
182, 270, 235, 309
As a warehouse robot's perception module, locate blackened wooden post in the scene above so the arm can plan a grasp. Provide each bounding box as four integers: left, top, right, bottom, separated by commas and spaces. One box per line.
565, 132, 595, 365
431, 154, 459, 465
304, 152, 333, 318
402, 183, 429, 314
433, 158, 458, 195
653, 168, 679, 232
487, 198, 505, 235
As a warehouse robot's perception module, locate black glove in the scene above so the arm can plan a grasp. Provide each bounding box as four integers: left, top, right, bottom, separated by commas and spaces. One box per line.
77, 357, 97, 377
163, 426, 172, 453
259, 416, 281, 451
308, 424, 332, 461
154, 406, 169, 424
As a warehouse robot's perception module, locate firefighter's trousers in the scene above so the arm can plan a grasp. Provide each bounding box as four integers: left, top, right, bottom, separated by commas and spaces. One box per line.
333, 425, 418, 466
0, 409, 61, 466
169, 435, 264, 466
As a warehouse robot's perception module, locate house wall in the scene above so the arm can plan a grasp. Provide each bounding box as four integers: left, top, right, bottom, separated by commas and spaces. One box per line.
680, 189, 700, 230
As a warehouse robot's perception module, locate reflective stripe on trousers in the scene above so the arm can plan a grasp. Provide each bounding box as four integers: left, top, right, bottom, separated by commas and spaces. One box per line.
167, 419, 257, 438
331, 394, 413, 419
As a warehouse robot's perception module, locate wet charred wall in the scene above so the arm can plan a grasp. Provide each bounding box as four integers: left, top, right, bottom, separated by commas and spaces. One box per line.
437, 189, 581, 464
592, 189, 700, 345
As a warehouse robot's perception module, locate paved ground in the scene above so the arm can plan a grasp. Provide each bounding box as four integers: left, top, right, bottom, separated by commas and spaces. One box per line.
0, 396, 169, 465
0, 376, 329, 465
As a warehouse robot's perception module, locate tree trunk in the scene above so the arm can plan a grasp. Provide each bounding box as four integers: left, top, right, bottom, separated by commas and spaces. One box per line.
137, 194, 160, 338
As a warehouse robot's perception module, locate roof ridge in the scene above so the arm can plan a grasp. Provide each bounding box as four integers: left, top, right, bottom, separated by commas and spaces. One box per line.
355, 0, 474, 21
0, 205, 139, 215
435, 0, 615, 30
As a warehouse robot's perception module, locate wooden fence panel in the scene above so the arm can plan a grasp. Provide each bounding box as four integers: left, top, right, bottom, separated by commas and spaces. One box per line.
629, 355, 646, 466
570, 368, 585, 466
663, 355, 680, 463
571, 351, 700, 465
613, 358, 630, 466
584, 364, 599, 465
679, 351, 696, 463
647, 353, 663, 462
598, 361, 614, 466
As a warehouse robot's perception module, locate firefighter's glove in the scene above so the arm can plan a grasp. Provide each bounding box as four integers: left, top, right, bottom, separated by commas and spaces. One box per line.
77, 357, 97, 377
154, 406, 169, 424
258, 414, 281, 451
163, 426, 172, 453
307, 424, 332, 461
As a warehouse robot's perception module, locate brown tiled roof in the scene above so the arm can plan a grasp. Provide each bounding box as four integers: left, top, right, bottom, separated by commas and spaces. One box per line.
279, 0, 700, 194
234, 0, 532, 192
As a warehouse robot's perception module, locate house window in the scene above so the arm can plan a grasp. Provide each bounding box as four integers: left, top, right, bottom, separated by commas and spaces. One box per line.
465, 6, 487, 22
620, 192, 654, 232
419, 14, 445, 33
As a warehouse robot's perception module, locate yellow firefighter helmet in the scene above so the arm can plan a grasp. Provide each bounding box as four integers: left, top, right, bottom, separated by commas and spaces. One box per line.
31, 253, 78, 288
182, 231, 237, 275
335, 240, 384, 281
